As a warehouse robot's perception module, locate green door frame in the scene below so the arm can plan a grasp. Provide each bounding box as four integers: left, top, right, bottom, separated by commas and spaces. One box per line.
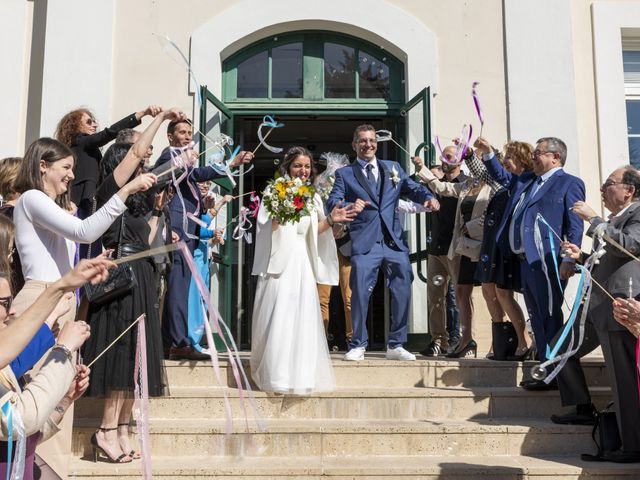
198, 86, 235, 346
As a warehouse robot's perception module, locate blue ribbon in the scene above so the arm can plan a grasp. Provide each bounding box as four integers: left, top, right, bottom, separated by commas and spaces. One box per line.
262, 115, 284, 129
535, 214, 585, 360
2, 400, 13, 480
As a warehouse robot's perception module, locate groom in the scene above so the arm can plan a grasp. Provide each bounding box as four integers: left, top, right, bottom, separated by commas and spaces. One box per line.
326, 124, 440, 361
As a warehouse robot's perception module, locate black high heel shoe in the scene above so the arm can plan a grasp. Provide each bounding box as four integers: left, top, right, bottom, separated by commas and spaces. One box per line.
445, 340, 477, 358
118, 423, 141, 459
506, 347, 533, 362
91, 427, 132, 463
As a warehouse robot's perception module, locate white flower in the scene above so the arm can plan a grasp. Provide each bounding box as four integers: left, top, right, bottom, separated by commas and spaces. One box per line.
390, 166, 400, 187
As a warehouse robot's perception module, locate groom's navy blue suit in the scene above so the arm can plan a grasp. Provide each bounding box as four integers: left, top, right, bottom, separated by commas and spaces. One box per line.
326, 159, 434, 349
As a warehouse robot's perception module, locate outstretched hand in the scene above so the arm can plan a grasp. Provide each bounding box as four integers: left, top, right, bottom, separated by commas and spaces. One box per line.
473, 137, 493, 156
58, 257, 116, 291
229, 151, 254, 168
330, 202, 359, 223
411, 156, 425, 171
571, 201, 598, 222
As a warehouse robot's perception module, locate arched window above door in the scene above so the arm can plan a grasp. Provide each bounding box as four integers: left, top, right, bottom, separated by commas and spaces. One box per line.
223, 31, 405, 109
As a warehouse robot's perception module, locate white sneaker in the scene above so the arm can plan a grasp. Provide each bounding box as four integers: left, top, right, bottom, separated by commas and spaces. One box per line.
344, 347, 366, 361
386, 346, 416, 361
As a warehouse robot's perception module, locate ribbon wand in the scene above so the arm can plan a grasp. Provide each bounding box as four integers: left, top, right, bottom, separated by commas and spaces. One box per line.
86, 315, 145, 368
472, 82, 485, 138
252, 128, 274, 155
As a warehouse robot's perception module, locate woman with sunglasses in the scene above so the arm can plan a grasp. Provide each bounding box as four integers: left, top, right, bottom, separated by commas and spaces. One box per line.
55, 106, 161, 259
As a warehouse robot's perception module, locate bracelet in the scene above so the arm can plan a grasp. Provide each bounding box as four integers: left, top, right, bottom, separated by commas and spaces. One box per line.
326, 214, 334, 227
151, 209, 163, 217
52, 344, 73, 362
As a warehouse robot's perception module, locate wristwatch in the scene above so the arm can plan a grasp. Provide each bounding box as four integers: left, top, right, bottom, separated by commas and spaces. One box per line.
52, 344, 73, 363
151, 209, 163, 217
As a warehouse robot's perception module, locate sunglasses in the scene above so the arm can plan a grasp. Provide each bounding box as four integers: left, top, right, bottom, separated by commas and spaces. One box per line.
0, 295, 13, 312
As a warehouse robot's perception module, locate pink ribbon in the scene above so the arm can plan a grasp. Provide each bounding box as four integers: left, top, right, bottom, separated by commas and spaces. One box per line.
232, 207, 253, 244
133, 314, 153, 479
177, 241, 265, 434
248, 192, 260, 218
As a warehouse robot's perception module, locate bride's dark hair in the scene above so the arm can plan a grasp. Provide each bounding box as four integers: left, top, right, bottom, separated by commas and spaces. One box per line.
278, 146, 316, 183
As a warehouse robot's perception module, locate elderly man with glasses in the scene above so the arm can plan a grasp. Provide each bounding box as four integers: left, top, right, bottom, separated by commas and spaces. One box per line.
476, 136, 585, 390
547, 166, 640, 463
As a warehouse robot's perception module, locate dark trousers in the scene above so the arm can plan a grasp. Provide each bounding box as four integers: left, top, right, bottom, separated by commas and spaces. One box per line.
555, 315, 640, 452
520, 259, 566, 361
446, 280, 460, 343
161, 248, 193, 348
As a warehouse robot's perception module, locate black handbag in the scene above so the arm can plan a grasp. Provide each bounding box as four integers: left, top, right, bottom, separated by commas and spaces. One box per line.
581, 402, 622, 461
85, 215, 138, 305
491, 321, 517, 360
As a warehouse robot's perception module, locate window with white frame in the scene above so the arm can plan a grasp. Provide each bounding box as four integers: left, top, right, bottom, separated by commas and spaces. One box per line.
624, 38, 640, 168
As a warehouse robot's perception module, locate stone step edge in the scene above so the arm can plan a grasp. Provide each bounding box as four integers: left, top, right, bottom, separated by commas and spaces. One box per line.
79, 385, 610, 398
164, 356, 607, 368
67, 454, 640, 477
73, 417, 592, 434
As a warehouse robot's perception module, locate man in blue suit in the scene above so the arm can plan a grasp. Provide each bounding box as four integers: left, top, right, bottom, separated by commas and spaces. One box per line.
156, 119, 253, 360
326, 124, 439, 361
477, 136, 585, 389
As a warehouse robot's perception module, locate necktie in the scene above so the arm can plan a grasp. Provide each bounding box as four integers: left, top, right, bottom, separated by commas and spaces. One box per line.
365, 164, 378, 193
512, 178, 542, 251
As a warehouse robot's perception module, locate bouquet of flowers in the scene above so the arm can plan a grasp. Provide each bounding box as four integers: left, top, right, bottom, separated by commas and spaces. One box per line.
262, 174, 316, 223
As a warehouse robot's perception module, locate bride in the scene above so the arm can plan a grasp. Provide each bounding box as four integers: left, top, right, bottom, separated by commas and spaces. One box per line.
251, 146, 355, 394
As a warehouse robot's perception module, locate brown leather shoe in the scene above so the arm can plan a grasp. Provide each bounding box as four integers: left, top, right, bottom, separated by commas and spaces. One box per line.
169, 346, 209, 361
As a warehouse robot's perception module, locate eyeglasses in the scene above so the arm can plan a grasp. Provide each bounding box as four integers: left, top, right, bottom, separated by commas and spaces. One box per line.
0, 295, 13, 312
533, 150, 554, 157
602, 181, 629, 189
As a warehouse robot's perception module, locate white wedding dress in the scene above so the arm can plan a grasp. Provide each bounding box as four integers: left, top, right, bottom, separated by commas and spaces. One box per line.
250, 196, 337, 395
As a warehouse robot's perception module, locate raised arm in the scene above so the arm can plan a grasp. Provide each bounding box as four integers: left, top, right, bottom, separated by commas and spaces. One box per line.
74, 106, 160, 150
414, 166, 462, 198
0, 257, 113, 369
112, 108, 185, 187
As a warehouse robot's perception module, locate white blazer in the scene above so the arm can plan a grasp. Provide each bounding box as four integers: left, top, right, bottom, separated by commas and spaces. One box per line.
252, 194, 339, 285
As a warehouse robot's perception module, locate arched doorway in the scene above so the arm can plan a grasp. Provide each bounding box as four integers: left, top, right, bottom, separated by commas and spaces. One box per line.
200, 30, 433, 350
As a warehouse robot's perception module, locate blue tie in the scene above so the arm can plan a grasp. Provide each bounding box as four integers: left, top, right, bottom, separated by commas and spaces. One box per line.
512, 178, 541, 251
366, 164, 378, 193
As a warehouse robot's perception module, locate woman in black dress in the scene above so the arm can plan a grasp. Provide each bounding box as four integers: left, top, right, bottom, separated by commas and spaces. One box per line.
82, 108, 184, 463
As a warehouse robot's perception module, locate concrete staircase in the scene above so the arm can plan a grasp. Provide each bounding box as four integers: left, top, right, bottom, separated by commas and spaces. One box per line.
69, 353, 640, 479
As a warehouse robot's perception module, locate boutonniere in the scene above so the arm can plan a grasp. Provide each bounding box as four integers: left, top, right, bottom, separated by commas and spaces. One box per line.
390, 166, 400, 187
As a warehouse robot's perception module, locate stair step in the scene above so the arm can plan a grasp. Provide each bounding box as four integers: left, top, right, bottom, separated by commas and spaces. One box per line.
75, 386, 613, 420
67, 454, 640, 479
72, 418, 596, 457
165, 354, 610, 388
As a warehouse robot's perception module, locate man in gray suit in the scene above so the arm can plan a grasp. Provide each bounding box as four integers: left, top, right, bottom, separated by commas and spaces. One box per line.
550, 166, 640, 463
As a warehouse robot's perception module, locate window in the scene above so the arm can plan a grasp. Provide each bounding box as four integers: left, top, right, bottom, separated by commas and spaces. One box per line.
624, 48, 640, 168
223, 32, 404, 107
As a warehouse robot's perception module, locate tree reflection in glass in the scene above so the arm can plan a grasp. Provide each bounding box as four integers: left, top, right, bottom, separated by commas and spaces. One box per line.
324, 43, 356, 98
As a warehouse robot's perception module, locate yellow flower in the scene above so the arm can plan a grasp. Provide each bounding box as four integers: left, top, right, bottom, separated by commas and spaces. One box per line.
298, 185, 309, 196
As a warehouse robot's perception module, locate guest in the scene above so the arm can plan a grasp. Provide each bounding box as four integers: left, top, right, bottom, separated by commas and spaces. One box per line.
413, 151, 497, 358
11, 132, 156, 475
186, 181, 228, 353
156, 118, 254, 361
0, 157, 25, 292
55, 105, 161, 222
251, 147, 355, 393
478, 136, 585, 390
82, 108, 183, 464
549, 166, 640, 462
419, 149, 466, 356
467, 142, 533, 360
0, 269, 91, 480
